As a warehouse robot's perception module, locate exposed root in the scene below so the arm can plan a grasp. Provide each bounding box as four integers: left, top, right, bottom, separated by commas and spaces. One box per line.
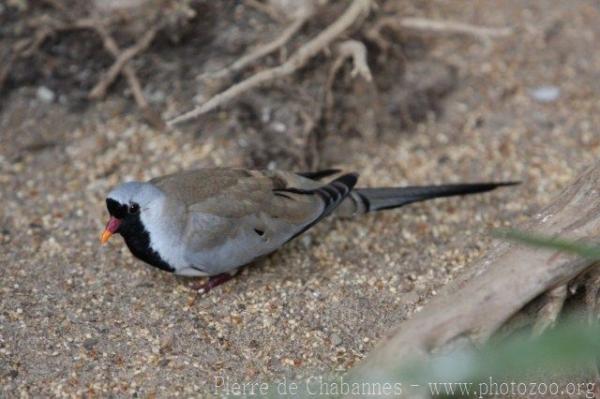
365, 17, 395, 53
367, 16, 512, 54
167, 0, 373, 126
3, 9, 162, 127
335, 40, 372, 81
245, 0, 287, 23
1, 16, 91, 92
90, 23, 164, 129
299, 109, 320, 170
89, 26, 159, 100
531, 284, 568, 337
398, 17, 513, 39
302, 39, 372, 169
582, 265, 600, 381
584, 264, 600, 323
525, 263, 600, 338
325, 39, 372, 116
202, 12, 310, 82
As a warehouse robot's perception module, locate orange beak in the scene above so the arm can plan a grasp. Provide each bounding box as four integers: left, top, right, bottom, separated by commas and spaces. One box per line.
100, 217, 122, 245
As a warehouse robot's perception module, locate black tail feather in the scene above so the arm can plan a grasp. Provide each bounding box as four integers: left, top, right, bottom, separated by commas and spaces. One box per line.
355, 181, 519, 212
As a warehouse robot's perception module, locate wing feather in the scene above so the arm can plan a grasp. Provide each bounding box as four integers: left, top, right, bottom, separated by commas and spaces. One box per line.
168, 169, 358, 274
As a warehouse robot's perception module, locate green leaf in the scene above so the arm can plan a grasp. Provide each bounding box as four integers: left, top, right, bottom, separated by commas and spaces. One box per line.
495, 229, 600, 259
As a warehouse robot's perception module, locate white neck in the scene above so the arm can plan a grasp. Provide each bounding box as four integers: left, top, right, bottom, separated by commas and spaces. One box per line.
139, 197, 188, 269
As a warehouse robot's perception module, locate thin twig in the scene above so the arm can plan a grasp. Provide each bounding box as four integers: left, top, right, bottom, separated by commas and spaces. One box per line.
532, 284, 568, 336
303, 40, 372, 170
299, 109, 320, 170
20, 24, 55, 57
325, 40, 372, 120
89, 27, 158, 100
324, 53, 348, 118
336, 40, 372, 81
168, 0, 372, 126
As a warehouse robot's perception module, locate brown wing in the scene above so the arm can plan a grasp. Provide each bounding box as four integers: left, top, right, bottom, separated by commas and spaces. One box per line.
150, 168, 253, 207
175, 169, 358, 274
151, 168, 325, 224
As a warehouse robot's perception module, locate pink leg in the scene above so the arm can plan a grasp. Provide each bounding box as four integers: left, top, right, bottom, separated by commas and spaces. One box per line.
190, 272, 237, 295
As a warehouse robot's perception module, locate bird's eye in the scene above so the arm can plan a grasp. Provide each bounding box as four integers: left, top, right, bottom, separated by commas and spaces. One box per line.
128, 203, 140, 214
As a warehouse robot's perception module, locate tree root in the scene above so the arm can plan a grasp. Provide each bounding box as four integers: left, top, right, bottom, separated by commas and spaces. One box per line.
245, 0, 287, 23
89, 23, 164, 129
167, 0, 373, 126
0, 16, 97, 93
583, 265, 600, 382
398, 17, 513, 39
532, 284, 568, 336
200, 11, 310, 83
332, 40, 372, 82
300, 39, 373, 169
89, 26, 159, 100
584, 265, 600, 322
299, 109, 320, 170
325, 39, 372, 116
4, 10, 162, 127
367, 16, 512, 54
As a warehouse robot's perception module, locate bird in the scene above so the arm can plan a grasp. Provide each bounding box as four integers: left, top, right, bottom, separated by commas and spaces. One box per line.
100, 168, 517, 293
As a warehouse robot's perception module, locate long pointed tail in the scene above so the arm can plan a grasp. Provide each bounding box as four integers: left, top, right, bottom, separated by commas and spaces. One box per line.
350, 181, 519, 213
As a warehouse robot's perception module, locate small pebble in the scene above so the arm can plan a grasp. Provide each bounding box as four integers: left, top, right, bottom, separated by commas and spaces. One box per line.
301, 235, 313, 248
82, 338, 98, 350
270, 122, 286, 133
330, 333, 342, 346
529, 85, 560, 103
36, 86, 56, 103
147, 90, 166, 104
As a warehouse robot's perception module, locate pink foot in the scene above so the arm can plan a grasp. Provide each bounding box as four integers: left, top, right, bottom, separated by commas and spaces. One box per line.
190, 272, 236, 295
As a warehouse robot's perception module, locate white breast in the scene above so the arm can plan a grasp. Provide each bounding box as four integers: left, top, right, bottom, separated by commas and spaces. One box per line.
140, 197, 191, 272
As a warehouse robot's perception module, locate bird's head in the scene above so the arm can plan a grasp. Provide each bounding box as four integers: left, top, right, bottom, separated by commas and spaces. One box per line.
101, 182, 164, 244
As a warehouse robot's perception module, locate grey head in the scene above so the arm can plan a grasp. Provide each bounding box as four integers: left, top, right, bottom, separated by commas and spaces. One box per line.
102, 182, 164, 239
104, 181, 166, 239
106, 181, 164, 218
103, 181, 176, 273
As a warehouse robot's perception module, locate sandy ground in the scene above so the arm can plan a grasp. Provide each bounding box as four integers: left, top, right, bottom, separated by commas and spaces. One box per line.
2, 0, 600, 397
